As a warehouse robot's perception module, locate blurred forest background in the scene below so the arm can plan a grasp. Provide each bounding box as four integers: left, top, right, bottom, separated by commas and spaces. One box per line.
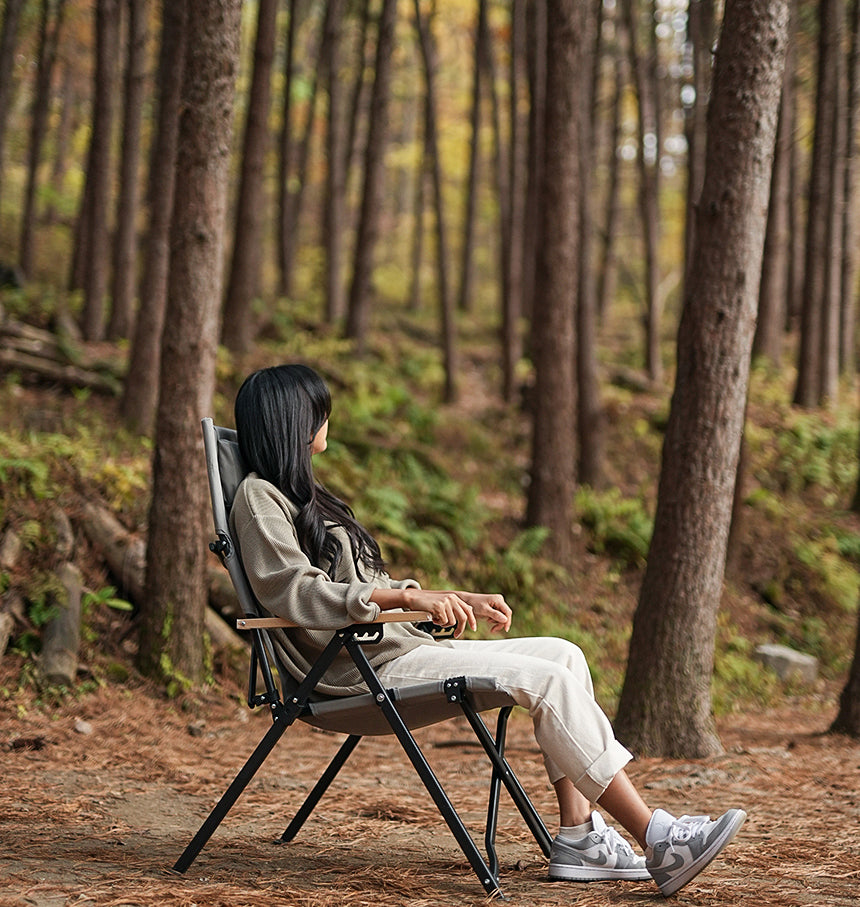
0, 0, 859, 758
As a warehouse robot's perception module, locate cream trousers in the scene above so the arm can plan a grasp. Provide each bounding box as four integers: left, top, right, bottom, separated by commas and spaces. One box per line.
376, 635, 632, 803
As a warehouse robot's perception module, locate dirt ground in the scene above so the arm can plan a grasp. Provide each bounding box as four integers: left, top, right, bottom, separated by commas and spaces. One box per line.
2, 675, 859, 907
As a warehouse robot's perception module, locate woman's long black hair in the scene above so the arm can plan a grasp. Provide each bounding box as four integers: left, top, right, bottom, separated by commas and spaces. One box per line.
234, 364, 384, 580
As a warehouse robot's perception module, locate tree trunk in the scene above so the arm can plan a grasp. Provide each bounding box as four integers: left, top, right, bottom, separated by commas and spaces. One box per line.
754, 17, 794, 366
794, 0, 840, 407
819, 0, 845, 404
522, 0, 546, 327
107, 0, 149, 341
832, 592, 860, 737
577, 0, 604, 488
413, 0, 457, 402
121, 0, 187, 435
525, 0, 584, 566
278, 5, 324, 301
683, 0, 715, 282
19, 0, 67, 279
138, 0, 241, 684
78, 0, 121, 342
408, 145, 427, 313
839, 0, 860, 375
345, 0, 397, 354
615, 0, 789, 758
597, 36, 624, 323
457, 0, 486, 316
622, 0, 662, 383
221, 0, 278, 353
502, 0, 527, 404
324, 0, 347, 323
0, 0, 24, 212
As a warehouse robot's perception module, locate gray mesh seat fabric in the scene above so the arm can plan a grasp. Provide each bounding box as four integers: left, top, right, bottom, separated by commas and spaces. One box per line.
172, 418, 551, 897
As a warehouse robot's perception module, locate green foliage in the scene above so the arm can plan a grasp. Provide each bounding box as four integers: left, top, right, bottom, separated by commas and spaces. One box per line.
575, 487, 653, 568
755, 410, 858, 504
82, 585, 133, 613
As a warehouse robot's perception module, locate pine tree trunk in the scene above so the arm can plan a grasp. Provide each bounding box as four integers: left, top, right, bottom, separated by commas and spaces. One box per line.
840, 0, 860, 376
522, 0, 546, 326
121, 0, 187, 435
831, 594, 860, 737
457, 0, 486, 316
754, 21, 794, 366
615, 0, 789, 758
19, 0, 66, 278
345, 0, 397, 354
794, 0, 840, 406
597, 43, 624, 323
324, 0, 347, 323
138, 0, 241, 683
221, 0, 278, 353
79, 0, 121, 342
502, 0, 527, 404
107, 0, 149, 341
413, 0, 457, 402
577, 0, 604, 488
0, 0, 24, 212
623, 0, 662, 383
525, 0, 584, 565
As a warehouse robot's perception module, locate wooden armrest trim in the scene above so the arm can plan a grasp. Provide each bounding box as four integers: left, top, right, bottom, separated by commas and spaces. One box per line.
235, 610, 431, 630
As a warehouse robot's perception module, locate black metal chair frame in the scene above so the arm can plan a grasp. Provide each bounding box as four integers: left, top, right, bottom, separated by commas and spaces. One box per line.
172, 418, 552, 898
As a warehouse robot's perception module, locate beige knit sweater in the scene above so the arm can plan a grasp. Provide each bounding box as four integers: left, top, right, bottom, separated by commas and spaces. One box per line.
229, 474, 448, 695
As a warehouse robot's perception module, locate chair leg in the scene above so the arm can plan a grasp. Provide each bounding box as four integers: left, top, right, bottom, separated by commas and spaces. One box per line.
280, 733, 362, 842
459, 696, 553, 860
346, 640, 505, 898
173, 709, 290, 874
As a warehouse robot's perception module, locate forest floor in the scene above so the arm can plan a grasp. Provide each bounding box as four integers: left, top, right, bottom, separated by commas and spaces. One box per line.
1, 671, 858, 907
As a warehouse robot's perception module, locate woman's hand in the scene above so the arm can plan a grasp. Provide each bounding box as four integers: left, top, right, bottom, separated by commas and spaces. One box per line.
458, 591, 512, 634
404, 590, 477, 638
373, 587, 513, 638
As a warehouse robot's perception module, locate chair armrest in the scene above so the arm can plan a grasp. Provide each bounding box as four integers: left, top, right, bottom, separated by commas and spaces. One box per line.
236, 610, 432, 630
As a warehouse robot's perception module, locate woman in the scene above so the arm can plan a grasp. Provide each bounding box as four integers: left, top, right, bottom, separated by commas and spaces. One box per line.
230, 363, 746, 897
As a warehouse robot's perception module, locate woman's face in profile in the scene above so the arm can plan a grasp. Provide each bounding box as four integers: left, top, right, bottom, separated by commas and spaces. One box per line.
311, 418, 329, 455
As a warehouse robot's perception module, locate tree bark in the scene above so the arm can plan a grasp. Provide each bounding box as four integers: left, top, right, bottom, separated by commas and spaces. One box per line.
457, 0, 486, 316
794, 0, 840, 407
221, 0, 278, 353
345, 0, 397, 354
78, 0, 122, 342
683, 0, 715, 282
0, 0, 24, 212
615, 0, 789, 758
121, 0, 187, 435
137, 0, 241, 684
622, 0, 662, 383
413, 0, 457, 402
839, 0, 860, 375
324, 0, 347, 323
754, 14, 794, 366
107, 0, 149, 341
19, 0, 67, 279
577, 0, 605, 488
525, 0, 584, 565
832, 591, 860, 737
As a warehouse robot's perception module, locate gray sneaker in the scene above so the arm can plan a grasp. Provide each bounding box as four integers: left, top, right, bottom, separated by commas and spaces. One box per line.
645, 808, 747, 896
548, 811, 651, 881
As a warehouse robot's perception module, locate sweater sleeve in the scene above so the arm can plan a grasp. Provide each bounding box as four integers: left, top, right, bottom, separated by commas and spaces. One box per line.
230, 477, 415, 628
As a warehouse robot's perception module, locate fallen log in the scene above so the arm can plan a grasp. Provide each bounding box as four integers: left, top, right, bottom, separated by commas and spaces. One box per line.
0, 348, 120, 394
79, 501, 244, 652
39, 562, 83, 686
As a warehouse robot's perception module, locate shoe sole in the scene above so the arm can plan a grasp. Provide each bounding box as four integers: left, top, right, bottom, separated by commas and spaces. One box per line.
549, 865, 652, 882
656, 809, 747, 897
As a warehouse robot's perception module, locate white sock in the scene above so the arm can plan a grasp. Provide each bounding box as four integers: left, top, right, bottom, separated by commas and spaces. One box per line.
558, 818, 593, 842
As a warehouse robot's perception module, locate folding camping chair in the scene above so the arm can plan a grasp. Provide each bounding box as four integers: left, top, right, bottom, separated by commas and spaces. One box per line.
172, 417, 552, 897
